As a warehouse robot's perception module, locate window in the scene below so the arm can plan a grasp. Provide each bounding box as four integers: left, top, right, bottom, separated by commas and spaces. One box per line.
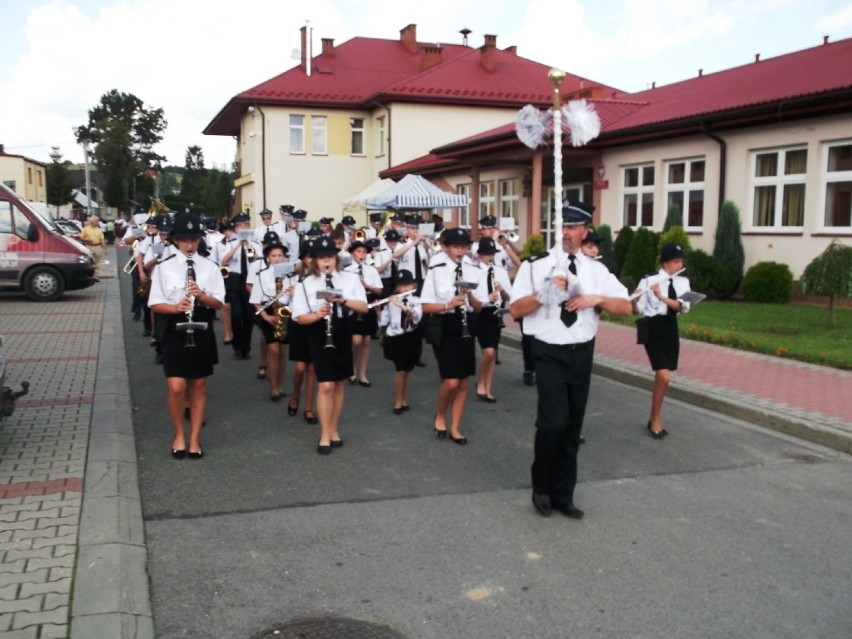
376, 116, 386, 157
751, 147, 806, 228
289, 115, 305, 154
350, 118, 365, 155
311, 116, 327, 155
499, 178, 520, 224
823, 141, 852, 228
665, 158, 705, 228
27, 167, 33, 184
38, 171, 43, 187
457, 184, 471, 229
478, 181, 495, 218
623, 164, 655, 227
12, 204, 32, 240
0, 201, 32, 239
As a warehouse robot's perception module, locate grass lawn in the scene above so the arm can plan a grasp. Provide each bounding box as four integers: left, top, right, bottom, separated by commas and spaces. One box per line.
606, 301, 852, 370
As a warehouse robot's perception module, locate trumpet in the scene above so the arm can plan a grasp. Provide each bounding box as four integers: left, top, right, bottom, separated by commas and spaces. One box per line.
498, 230, 520, 243
122, 254, 137, 274
353, 228, 367, 243
243, 240, 256, 261
220, 265, 230, 277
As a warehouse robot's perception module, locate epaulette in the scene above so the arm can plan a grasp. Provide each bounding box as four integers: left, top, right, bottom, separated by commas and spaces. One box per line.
527, 251, 550, 263
156, 253, 177, 265
428, 263, 446, 270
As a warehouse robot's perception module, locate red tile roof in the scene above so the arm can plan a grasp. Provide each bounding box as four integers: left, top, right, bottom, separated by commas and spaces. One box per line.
204, 31, 620, 136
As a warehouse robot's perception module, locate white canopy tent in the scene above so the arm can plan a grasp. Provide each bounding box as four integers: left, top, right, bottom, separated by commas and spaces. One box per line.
341, 178, 396, 225
365, 174, 468, 211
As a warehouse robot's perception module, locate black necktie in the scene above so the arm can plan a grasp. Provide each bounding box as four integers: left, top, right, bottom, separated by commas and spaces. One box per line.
560, 254, 577, 327
487, 266, 494, 295
667, 279, 677, 317
455, 263, 463, 317
239, 243, 248, 279
414, 247, 423, 283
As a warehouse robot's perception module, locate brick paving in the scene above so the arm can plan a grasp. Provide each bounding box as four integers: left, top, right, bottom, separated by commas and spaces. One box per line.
0, 277, 106, 638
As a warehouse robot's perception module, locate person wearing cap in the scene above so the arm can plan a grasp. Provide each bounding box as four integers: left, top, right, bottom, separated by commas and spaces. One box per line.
376, 228, 401, 297
472, 215, 520, 273
250, 240, 295, 401
278, 204, 295, 230
253, 209, 279, 244
318, 217, 334, 236
247, 230, 286, 380
634, 242, 692, 439
291, 236, 369, 454
287, 238, 319, 424
340, 215, 357, 241
143, 217, 176, 356
344, 240, 383, 386
134, 216, 164, 336
509, 200, 632, 520
394, 215, 430, 293
420, 227, 483, 445
379, 269, 423, 414
580, 228, 604, 260
213, 212, 262, 359
148, 214, 225, 461
282, 209, 305, 261
473, 237, 512, 403
365, 212, 383, 239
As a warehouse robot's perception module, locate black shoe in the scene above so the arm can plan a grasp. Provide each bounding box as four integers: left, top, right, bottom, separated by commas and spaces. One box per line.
393, 406, 404, 415
532, 491, 551, 517
348, 376, 357, 385
171, 449, 186, 460
415, 360, 426, 367
552, 502, 584, 519
304, 411, 318, 425
434, 427, 447, 439
449, 434, 468, 445
523, 371, 536, 386
496, 358, 502, 365
317, 442, 331, 455
401, 404, 410, 411
154, 354, 163, 365
476, 392, 497, 403
132, 313, 141, 321
330, 439, 343, 448
187, 450, 203, 460
647, 421, 668, 439
287, 399, 299, 416
357, 379, 372, 387
579, 436, 586, 444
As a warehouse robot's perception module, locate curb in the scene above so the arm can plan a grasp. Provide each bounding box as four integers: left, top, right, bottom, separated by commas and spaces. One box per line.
70, 250, 155, 638
500, 331, 852, 455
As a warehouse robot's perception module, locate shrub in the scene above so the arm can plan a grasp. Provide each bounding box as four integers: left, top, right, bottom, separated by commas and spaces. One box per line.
658, 225, 691, 256
742, 261, 793, 303
685, 249, 741, 300
612, 226, 635, 276
663, 203, 683, 232
621, 227, 659, 287
713, 200, 745, 298
596, 224, 616, 273
520, 233, 547, 261
800, 240, 852, 327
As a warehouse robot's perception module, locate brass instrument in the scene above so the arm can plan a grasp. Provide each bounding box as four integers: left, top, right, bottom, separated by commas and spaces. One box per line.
353, 228, 367, 243
498, 230, 520, 243
271, 276, 291, 341
243, 240, 256, 261
122, 254, 137, 274
220, 265, 230, 277
175, 254, 208, 349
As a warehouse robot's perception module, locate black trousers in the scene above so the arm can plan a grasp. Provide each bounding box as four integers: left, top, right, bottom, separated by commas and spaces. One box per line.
225, 275, 253, 355
530, 337, 594, 505
519, 317, 535, 372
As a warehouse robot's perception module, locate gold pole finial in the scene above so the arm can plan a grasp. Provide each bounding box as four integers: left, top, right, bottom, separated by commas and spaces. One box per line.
548, 68, 566, 110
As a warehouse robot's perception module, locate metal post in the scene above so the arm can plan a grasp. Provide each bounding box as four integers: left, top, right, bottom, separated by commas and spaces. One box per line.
83, 141, 92, 219
548, 68, 566, 258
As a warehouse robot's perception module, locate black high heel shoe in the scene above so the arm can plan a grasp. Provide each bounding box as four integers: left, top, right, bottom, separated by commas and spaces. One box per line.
171, 449, 186, 460
647, 421, 668, 439
449, 434, 468, 445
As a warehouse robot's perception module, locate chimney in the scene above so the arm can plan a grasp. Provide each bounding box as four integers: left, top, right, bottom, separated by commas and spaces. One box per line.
0, 144, 4, 154
322, 38, 335, 57
480, 34, 497, 73
503, 45, 517, 55
400, 24, 417, 54
300, 25, 307, 72
421, 44, 443, 70
755, 53, 760, 62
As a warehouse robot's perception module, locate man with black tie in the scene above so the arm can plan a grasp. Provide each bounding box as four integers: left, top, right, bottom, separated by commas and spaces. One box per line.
509, 201, 632, 520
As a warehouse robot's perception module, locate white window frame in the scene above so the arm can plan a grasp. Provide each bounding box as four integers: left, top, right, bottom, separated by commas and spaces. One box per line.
499, 178, 520, 224
311, 116, 327, 155
820, 139, 852, 230
350, 118, 365, 156
457, 184, 471, 229
748, 145, 807, 231
289, 115, 305, 155
665, 157, 705, 230
478, 181, 495, 219
622, 163, 655, 228
376, 116, 386, 157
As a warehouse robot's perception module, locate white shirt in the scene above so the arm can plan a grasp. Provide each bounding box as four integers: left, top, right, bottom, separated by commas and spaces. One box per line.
148, 252, 225, 307
396, 240, 429, 281
253, 221, 286, 243
134, 233, 161, 258
636, 269, 692, 317
471, 241, 511, 270
420, 252, 481, 313
290, 270, 368, 320
212, 236, 263, 275
474, 261, 512, 307
249, 264, 296, 306
380, 294, 423, 336
281, 228, 301, 261
510, 250, 628, 345
343, 260, 383, 296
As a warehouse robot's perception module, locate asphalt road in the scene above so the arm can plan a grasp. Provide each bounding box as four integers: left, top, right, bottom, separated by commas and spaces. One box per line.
120, 275, 852, 639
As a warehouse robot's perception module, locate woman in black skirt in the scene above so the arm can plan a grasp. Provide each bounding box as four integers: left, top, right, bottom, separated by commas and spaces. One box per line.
344, 241, 383, 386
148, 214, 225, 459
634, 242, 691, 439
379, 269, 422, 413
419, 228, 483, 444
287, 240, 318, 422
291, 236, 368, 453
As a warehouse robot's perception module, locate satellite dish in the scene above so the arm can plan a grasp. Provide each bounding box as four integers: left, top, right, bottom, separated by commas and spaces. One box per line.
291, 48, 301, 60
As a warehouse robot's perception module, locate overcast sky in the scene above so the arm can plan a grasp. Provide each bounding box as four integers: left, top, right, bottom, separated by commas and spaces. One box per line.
2, 0, 851, 170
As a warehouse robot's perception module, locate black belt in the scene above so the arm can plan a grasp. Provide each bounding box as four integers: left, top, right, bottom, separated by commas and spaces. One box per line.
533, 337, 595, 351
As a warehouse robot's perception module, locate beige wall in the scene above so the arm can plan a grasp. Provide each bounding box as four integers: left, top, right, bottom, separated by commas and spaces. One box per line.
597, 114, 852, 277
0, 158, 46, 202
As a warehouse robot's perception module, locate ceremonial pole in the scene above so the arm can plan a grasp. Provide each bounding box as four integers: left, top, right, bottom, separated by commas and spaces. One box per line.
548, 68, 566, 258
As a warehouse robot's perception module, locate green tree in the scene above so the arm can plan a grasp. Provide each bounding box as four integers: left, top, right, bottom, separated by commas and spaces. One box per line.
612, 226, 635, 276
621, 227, 660, 291
800, 240, 852, 327
45, 147, 74, 215
595, 224, 616, 273
198, 168, 235, 217
74, 89, 167, 212
663, 203, 683, 232
520, 233, 546, 261
713, 200, 745, 298
181, 145, 206, 201
658, 226, 691, 255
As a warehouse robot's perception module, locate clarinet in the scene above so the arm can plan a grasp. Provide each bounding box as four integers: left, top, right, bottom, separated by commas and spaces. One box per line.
490, 266, 506, 329
323, 267, 336, 350
455, 259, 471, 339
184, 256, 198, 349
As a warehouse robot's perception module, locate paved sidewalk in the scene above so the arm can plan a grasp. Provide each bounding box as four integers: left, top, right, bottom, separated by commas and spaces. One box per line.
0, 248, 849, 638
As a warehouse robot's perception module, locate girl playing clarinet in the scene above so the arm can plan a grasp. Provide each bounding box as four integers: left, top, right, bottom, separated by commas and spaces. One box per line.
379, 269, 422, 414
344, 240, 383, 386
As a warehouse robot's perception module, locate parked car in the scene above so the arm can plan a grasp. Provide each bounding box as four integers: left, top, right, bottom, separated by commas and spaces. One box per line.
0, 183, 97, 301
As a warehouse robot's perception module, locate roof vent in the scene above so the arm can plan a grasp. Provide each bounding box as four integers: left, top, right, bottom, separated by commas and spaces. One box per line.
824, 35, 829, 44
421, 44, 443, 71
698, 68, 703, 77
480, 34, 497, 73
460, 28, 471, 46
321, 38, 335, 57
755, 53, 760, 62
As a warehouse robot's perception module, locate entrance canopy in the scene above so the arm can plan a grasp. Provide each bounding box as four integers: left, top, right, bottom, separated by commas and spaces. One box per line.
366, 174, 468, 211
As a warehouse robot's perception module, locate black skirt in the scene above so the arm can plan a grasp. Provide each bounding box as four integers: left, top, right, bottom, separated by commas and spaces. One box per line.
161, 308, 219, 379
475, 308, 501, 350
382, 330, 420, 372
350, 308, 379, 336
257, 312, 290, 344
643, 315, 680, 371
431, 314, 476, 379
305, 318, 354, 382
287, 318, 312, 363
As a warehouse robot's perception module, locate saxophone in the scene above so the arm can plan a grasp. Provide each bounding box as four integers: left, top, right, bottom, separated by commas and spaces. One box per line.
272, 276, 291, 341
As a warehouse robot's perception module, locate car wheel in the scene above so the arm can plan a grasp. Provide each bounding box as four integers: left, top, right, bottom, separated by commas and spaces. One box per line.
23, 266, 65, 302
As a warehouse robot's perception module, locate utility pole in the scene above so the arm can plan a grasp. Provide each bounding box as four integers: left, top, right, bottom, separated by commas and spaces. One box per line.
82, 141, 92, 219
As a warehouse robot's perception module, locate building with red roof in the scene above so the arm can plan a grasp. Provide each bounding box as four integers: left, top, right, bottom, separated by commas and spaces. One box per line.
0, 144, 47, 203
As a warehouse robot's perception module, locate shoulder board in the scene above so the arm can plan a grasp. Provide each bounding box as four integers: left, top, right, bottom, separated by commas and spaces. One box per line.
527, 251, 550, 263
428, 263, 446, 270
156, 253, 177, 265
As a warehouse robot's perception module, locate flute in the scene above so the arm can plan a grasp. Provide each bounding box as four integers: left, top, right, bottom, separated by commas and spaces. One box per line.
366, 289, 415, 309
